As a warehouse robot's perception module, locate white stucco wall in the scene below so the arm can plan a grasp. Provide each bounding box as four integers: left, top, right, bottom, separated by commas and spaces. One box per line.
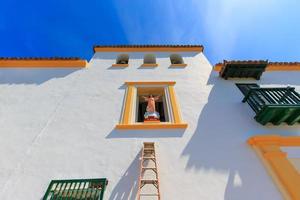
0, 52, 299, 200
282, 147, 300, 172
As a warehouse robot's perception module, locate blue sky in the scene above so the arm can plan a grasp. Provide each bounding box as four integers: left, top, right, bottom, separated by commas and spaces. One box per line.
0, 0, 299, 64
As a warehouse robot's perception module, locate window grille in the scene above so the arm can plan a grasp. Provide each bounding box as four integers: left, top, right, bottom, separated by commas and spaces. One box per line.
43, 178, 108, 200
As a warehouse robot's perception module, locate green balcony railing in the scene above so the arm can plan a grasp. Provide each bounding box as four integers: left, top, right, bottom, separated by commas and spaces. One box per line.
43, 178, 108, 200
237, 84, 300, 125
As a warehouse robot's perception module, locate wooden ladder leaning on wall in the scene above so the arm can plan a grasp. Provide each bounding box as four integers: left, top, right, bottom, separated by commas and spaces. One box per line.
137, 142, 161, 200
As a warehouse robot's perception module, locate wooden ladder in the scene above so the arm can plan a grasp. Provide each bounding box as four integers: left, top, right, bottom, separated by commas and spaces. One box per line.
137, 142, 161, 200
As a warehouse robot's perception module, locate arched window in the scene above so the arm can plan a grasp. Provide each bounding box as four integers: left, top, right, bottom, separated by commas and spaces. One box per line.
116, 54, 129, 64
143, 54, 156, 64
170, 54, 184, 64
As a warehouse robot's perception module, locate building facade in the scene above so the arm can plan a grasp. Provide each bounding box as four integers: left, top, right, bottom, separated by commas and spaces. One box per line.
0, 45, 299, 200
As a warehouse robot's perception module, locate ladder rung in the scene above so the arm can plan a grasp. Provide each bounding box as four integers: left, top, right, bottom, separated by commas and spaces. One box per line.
143, 152, 154, 155
141, 179, 158, 183
142, 167, 156, 169
140, 194, 159, 196
144, 145, 154, 149
142, 167, 157, 172
144, 148, 154, 151
143, 156, 155, 159
143, 142, 154, 147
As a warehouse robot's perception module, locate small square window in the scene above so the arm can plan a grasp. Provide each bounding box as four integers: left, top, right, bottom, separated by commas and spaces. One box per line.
116, 54, 129, 64
116, 81, 187, 129
170, 54, 183, 64
170, 54, 187, 67
112, 54, 129, 67
141, 54, 158, 67
144, 54, 156, 64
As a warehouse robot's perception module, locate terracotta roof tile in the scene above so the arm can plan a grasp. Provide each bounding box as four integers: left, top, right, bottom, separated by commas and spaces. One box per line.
93, 44, 203, 48
223, 60, 268, 65
0, 57, 86, 68
216, 60, 300, 66
0, 57, 82, 60
269, 62, 300, 65
214, 60, 300, 71
93, 44, 204, 52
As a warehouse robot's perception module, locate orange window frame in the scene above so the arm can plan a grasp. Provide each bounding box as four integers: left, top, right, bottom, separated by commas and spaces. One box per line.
248, 135, 300, 200
116, 81, 187, 129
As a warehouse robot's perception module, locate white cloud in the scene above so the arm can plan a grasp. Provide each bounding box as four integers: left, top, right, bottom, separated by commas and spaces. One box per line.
201, 0, 280, 61
111, 0, 298, 63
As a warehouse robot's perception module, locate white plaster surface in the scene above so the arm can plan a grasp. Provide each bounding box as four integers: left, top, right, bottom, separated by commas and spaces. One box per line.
281, 147, 300, 172
0, 52, 299, 200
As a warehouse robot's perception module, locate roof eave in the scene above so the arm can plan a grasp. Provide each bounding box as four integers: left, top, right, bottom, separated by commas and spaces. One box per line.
93, 45, 204, 53
0, 58, 87, 68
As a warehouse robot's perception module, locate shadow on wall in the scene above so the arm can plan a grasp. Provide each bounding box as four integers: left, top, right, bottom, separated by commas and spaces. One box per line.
0, 68, 81, 84
109, 150, 140, 200
181, 71, 300, 200
106, 128, 185, 139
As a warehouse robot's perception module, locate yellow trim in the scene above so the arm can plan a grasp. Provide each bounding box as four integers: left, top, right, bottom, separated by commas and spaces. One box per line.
248, 135, 300, 200
122, 85, 134, 124
112, 64, 129, 67
213, 64, 223, 71
116, 123, 188, 129
168, 85, 181, 123
266, 64, 300, 71
252, 146, 292, 200
118, 81, 186, 129
0, 59, 87, 68
170, 64, 187, 68
125, 81, 176, 86
94, 46, 203, 52
141, 63, 158, 67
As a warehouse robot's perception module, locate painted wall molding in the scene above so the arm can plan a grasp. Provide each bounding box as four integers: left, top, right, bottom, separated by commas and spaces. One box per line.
248, 135, 300, 200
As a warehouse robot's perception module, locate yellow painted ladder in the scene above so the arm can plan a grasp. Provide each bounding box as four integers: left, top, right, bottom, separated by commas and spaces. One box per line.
137, 142, 161, 200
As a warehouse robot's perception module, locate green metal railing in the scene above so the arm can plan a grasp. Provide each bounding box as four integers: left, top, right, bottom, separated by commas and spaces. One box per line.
43, 178, 108, 200
237, 84, 300, 125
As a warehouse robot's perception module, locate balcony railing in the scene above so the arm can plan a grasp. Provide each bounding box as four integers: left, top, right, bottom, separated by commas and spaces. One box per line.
237, 84, 300, 125
43, 178, 108, 200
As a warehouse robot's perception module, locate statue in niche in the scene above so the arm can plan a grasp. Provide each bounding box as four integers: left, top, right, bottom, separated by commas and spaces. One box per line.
142, 95, 160, 121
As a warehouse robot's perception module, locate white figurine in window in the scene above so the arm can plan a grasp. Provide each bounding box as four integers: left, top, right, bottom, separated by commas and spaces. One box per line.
142, 95, 160, 121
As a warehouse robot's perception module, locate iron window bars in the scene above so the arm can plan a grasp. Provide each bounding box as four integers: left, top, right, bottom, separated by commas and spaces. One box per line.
43, 178, 108, 200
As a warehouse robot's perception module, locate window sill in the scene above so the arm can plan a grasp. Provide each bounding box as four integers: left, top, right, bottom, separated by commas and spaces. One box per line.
170, 64, 187, 67
141, 63, 158, 67
112, 64, 129, 67
115, 123, 188, 130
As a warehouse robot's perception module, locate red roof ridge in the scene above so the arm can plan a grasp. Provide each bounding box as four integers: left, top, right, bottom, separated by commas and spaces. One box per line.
269, 61, 300, 65
215, 60, 300, 66
0, 57, 87, 68
93, 44, 203, 48
214, 60, 300, 71
93, 44, 204, 52
0, 57, 83, 61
